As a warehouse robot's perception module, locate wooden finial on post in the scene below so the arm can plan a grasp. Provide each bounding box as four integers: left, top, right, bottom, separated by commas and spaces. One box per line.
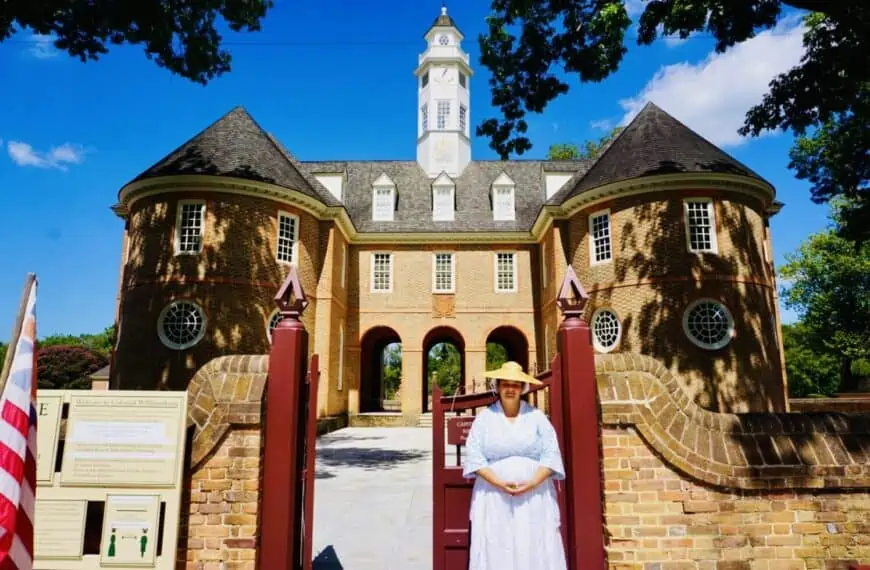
274, 266, 309, 322
556, 265, 589, 321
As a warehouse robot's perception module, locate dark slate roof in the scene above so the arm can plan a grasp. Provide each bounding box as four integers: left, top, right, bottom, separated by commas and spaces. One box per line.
129, 107, 339, 206
428, 7, 462, 35
549, 102, 767, 204
300, 160, 587, 233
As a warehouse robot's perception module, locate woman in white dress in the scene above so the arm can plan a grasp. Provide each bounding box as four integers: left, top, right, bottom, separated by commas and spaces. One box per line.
462, 361, 568, 570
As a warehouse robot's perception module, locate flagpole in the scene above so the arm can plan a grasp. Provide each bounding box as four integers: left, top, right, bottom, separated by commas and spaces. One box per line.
0, 273, 37, 394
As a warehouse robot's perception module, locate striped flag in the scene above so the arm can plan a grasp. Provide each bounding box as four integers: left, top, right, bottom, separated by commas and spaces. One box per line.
0, 278, 37, 570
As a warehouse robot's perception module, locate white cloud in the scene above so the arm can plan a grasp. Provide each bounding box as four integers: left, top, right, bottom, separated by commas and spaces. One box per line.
590, 119, 614, 131
25, 34, 59, 59
7, 141, 89, 171
618, 17, 806, 147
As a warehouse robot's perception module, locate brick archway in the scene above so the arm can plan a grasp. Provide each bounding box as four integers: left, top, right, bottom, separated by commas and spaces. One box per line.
422, 326, 465, 413
485, 325, 529, 373
359, 326, 402, 413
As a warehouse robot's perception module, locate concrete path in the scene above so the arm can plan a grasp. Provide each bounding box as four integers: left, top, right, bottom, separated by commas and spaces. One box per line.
311, 427, 434, 570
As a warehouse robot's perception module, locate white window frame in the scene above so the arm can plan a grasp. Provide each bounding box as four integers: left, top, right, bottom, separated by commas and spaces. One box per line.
276, 210, 300, 266
459, 104, 467, 134
370, 252, 394, 293
588, 209, 613, 265
157, 299, 207, 350
432, 252, 455, 293
591, 308, 622, 353
174, 200, 206, 255
682, 298, 734, 350
432, 185, 455, 221
372, 185, 395, 221
421, 104, 429, 132
436, 100, 450, 130
493, 185, 515, 221
337, 321, 345, 390
494, 251, 518, 293
684, 198, 719, 254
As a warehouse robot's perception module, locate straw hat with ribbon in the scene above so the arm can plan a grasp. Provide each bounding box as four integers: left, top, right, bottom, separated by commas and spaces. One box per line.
482, 361, 543, 386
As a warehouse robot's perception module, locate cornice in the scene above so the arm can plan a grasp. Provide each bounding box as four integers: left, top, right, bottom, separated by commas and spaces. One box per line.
532, 173, 777, 231
114, 172, 775, 247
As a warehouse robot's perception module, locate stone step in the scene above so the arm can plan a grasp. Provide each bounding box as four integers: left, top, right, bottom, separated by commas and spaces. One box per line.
417, 412, 432, 428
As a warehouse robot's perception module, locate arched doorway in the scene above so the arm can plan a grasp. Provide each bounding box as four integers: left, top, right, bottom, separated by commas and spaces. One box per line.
422, 327, 465, 413
485, 325, 529, 374
359, 326, 402, 413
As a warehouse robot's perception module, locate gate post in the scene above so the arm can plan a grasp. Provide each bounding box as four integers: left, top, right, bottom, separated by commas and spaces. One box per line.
260, 267, 310, 570
556, 266, 606, 570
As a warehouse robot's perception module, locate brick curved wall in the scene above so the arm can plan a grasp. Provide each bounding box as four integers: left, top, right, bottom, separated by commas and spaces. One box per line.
113, 192, 320, 390
597, 353, 870, 568
569, 190, 785, 412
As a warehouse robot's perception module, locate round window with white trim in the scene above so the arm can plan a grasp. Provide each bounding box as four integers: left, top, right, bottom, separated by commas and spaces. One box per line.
683, 299, 734, 350
591, 308, 621, 353
267, 309, 285, 343
158, 300, 206, 350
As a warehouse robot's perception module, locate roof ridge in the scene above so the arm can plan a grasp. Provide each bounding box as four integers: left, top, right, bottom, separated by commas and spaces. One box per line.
262, 131, 341, 206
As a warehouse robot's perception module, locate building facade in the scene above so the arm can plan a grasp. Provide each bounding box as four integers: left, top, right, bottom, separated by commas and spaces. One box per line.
110, 7, 788, 416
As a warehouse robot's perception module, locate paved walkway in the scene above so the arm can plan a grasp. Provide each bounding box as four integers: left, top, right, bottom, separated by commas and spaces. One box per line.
312, 427, 434, 570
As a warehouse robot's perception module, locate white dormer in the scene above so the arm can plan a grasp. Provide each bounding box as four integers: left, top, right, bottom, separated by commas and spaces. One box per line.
491, 172, 516, 221
313, 171, 345, 202
432, 171, 455, 221
372, 173, 396, 221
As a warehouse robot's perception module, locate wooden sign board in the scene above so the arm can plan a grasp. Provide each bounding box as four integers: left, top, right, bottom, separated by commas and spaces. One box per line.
446, 416, 474, 446
34, 390, 187, 570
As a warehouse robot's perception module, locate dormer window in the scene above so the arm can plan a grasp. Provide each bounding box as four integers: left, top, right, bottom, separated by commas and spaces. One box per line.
372, 173, 396, 221
491, 172, 516, 221
432, 172, 455, 221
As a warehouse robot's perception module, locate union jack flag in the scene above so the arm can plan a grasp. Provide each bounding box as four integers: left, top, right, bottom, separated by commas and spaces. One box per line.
0, 278, 37, 570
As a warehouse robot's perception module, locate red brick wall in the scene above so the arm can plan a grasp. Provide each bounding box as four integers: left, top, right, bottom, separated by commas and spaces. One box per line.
597, 353, 870, 569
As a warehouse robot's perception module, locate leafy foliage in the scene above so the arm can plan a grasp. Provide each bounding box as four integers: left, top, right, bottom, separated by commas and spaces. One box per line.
781, 322, 840, 397
0, 1, 273, 84
478, 2, 868, 239
547, 127, 625, 161
382, 343, 402, 399
779, 221, 870, 392
39, 325, 115, 356
428, 343, 461, 395
36, 345, 108, 390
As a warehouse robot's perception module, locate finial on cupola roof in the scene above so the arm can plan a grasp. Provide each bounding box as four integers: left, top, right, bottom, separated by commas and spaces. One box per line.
441, 3, 448, 16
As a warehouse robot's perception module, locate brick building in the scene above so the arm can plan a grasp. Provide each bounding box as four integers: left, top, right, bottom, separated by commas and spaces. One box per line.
110, 7, 788, 419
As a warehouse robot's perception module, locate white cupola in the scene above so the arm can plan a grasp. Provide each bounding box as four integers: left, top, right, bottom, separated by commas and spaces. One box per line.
415, 5, 472, 178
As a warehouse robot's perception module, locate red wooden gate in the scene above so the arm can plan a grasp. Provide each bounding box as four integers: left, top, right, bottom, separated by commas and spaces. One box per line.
432, 354, 566, 570
260, 267, 320, 570
432, 266, 607, 570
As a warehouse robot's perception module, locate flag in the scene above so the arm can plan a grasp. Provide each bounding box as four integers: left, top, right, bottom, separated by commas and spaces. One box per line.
0, 278, 37, 570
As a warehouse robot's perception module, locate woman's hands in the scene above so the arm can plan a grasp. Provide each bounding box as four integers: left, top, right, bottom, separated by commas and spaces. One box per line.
477, 466, 554, 496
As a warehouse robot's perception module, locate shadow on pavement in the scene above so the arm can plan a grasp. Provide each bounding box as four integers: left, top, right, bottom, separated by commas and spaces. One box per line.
312, 545, 344, 569
317, 447, 428, 472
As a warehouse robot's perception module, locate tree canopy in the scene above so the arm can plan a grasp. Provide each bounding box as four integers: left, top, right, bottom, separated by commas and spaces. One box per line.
478, 1, 869, 240
0, 1, 273, 84
547, 127, 624, 161
779, 210, 870, 392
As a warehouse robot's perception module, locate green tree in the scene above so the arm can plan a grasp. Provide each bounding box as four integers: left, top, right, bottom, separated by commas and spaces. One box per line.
548, 127, 625, 161
781, 322, 840, 397
427, 343, 462, 395
0, 343, 6, 372
486, 343, 508, 370
382, 343, 402, 399
0, 1, 272, 84
478, 2, 868, 238
40, 325, 115, 356
779, 222, 870, 392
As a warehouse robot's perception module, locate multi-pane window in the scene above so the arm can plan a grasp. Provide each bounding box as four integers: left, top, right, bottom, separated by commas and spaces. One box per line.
493, 186, 515, 220
276, 212, 298, 264
589, 211, 612, 263
421, 104, 428, 132
421, 72, 429, 88
495, 252, 517, 292
373, 186, 394, 221
371, 253, 393, 292
459, 104, 467, 134
433, 253, 454, 293
436, 100, 450, 129
685, 200, 717, 252
459, 72, 467, 88
432, 186, 453, 221
176, 201, 205, 254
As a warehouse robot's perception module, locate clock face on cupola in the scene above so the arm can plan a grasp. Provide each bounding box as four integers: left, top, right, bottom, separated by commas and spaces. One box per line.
416, 4, 473, 178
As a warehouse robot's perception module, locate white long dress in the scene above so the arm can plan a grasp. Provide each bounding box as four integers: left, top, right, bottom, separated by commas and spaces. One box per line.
462, 400, 568, 570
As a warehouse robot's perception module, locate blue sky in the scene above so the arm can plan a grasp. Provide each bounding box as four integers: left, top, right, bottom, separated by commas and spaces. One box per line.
0, 1, 829, 341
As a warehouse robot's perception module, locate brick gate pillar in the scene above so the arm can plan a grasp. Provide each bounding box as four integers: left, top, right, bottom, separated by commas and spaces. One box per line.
260, 268, 310, 570
556, 266, 606, 570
